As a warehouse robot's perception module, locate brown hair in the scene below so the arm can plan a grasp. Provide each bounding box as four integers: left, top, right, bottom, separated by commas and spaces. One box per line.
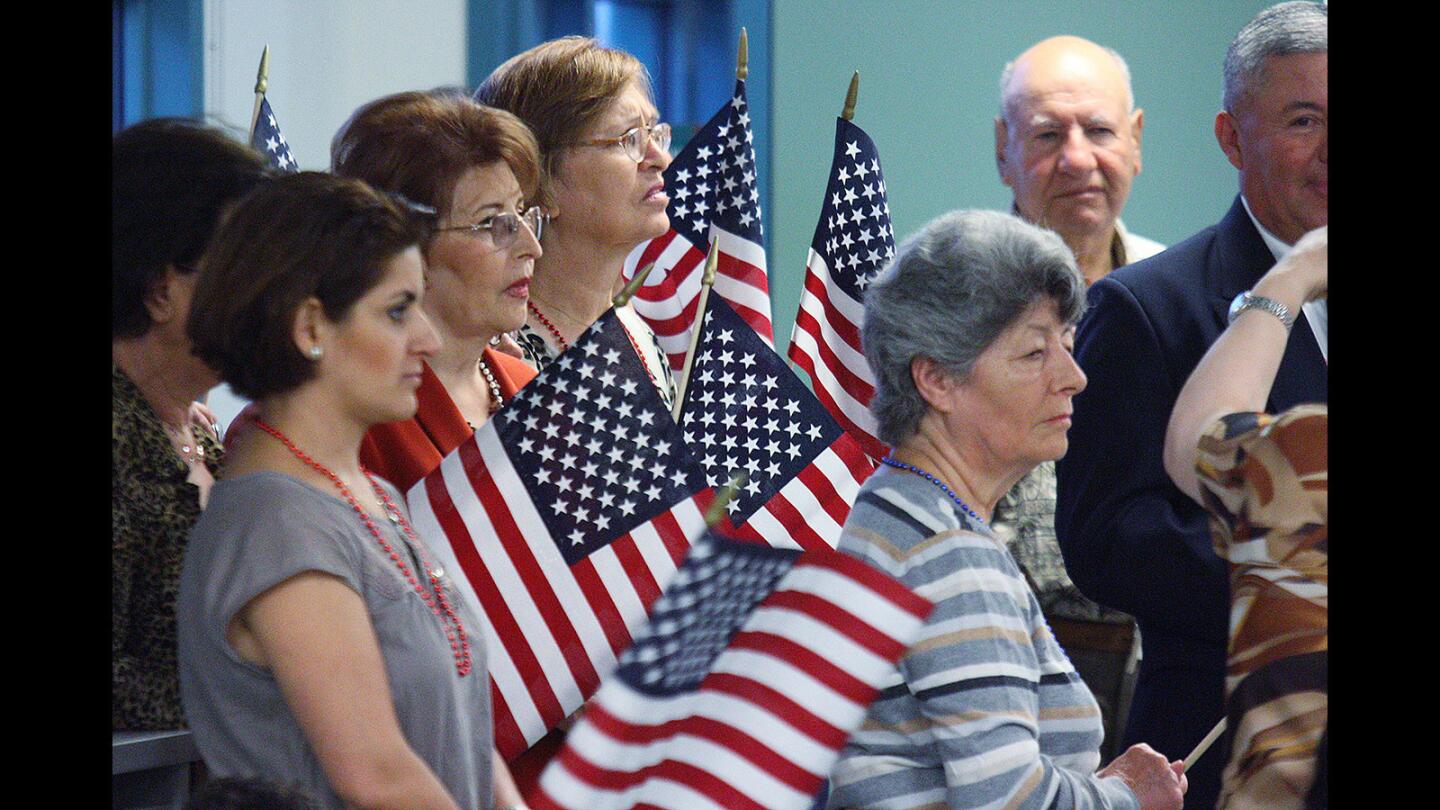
187, 172, 425, 400
331, 90, 545, 219
474, 36, 651, 189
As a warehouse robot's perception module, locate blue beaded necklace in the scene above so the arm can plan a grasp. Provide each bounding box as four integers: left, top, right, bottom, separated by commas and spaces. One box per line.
879, 455, 988, 527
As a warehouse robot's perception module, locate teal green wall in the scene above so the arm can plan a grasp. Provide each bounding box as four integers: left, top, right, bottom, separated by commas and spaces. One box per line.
767, 1, 1267, 355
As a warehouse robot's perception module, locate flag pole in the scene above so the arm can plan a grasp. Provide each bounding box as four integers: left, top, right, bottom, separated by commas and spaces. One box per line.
1182, 717, 1227, 773
670, 240, 720, 421
612, 262, 657, 308
736, 28, 748, 80
841, 71, 860, 121
704, 472, 748, 526
248, 46, 270, 141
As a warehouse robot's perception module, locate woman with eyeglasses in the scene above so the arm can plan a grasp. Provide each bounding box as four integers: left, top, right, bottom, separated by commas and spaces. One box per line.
476, 36, 677, 406
326, 91, 545, 493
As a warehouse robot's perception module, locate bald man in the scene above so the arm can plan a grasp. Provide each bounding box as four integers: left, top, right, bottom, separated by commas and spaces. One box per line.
988, 35, 1158, 764
996, 35, 1163, 284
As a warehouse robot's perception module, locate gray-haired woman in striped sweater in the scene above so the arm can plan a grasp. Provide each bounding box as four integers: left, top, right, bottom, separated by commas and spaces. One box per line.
827, 210, 1186, 810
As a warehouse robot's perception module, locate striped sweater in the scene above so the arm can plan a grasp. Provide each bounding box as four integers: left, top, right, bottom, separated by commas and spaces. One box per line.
828, 466, 1138, 810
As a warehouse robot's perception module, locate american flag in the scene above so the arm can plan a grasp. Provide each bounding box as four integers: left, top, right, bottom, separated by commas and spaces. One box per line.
623, 78, 771, 370
251, 96, 299, 173
787, 117, 895, 461
532, 532, 933, 810
405, 309, 714, 759
679, 296, 874, 552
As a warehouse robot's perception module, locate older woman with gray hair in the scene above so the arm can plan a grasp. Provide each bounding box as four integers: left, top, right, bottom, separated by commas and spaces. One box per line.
828, 210, 1185, 810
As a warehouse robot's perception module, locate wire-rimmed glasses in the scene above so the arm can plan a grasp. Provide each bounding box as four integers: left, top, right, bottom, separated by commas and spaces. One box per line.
575, 122, 672, 163
433, 206, 546, 248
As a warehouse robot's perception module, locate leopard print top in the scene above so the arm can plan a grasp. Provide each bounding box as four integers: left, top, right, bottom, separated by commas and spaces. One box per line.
112, 364, 221, 730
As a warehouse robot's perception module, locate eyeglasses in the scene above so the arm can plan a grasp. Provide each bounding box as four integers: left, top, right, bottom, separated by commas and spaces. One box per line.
433, 206, 545, 248
575, 121, 672, 163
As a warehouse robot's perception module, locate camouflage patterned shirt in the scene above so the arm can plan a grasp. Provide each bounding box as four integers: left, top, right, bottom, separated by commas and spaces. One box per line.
992, 461, 1132, 625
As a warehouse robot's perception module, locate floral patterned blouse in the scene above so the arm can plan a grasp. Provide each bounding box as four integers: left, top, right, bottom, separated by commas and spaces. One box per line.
112, 364, 221, 730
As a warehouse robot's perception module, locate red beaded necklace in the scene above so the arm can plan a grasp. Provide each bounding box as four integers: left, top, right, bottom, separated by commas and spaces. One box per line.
252, 418, 472, 677
528, 299, 663, 392
527, 300, 570, 352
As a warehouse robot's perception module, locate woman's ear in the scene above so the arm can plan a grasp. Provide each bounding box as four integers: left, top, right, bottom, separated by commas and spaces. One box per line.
910, 356, 959, 414
292, 297, 329, 360
142, 265, 185, 324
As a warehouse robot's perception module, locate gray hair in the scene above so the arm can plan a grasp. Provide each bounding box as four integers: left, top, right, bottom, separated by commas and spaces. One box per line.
862, 209, 1086, 447
998, 43, 1135, 119
1223, 1, 1327, 112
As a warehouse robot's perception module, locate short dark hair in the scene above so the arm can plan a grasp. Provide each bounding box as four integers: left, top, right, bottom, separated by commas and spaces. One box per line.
187, 172, 425, 400
112, 119, 270, 339
332, 90, 545, 219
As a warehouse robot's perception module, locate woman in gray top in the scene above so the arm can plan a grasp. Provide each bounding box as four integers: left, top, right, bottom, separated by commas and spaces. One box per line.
179, 172, 524, 809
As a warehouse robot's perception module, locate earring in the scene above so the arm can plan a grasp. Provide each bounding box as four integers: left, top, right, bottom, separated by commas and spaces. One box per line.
309, 346, 323, 360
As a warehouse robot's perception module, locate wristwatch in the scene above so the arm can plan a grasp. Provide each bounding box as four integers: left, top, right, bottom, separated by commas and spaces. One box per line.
1228, 290, 1294, 331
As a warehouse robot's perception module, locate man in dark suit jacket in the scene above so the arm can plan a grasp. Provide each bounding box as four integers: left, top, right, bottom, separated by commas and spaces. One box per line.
1055, 3, 1327, 807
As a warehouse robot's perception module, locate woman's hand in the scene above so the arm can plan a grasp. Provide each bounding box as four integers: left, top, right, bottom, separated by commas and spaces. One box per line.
1097, 743, 1186, 810
1163, 224, 1328, 503
1253, 225, 1327, 309
491, 748, 527, 810
557, 704, 586, 731
188, 400, 222, 441
491, 332, 527, 361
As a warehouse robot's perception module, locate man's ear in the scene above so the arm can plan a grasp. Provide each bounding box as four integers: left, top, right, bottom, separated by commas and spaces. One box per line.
994, 116, 1013, 186
910, 356, 959, 414
1214, 110, 1244, 172
1130, 107, 1145, 175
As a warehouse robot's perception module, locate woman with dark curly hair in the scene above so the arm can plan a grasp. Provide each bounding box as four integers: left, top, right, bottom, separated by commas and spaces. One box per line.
112, 119, 268, 731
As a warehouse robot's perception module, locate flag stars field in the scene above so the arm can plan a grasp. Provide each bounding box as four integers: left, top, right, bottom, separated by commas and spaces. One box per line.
496, 316, 705, 558
251, 97, 298, 174
680, 304, 845, 520
623, 77, 773, 366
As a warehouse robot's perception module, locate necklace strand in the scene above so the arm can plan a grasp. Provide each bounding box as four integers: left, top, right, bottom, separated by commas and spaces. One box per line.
615, 316, 662, 391
477, 354, 503, 414
527, 300, 570, 352
879, 455, 988, 527
528, 300, 662, 391
252, 419, 472, 677
163, 422, 207, 466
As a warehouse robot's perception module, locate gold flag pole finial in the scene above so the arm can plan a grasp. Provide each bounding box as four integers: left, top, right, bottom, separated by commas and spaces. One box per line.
704, 472, 748, 527
841, 70, 860, 121
671, 240, 721, 421
736, 28, 749, 81
700, 235, 719, 287
248, 46, 271, 141
612, 262, 657, 308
